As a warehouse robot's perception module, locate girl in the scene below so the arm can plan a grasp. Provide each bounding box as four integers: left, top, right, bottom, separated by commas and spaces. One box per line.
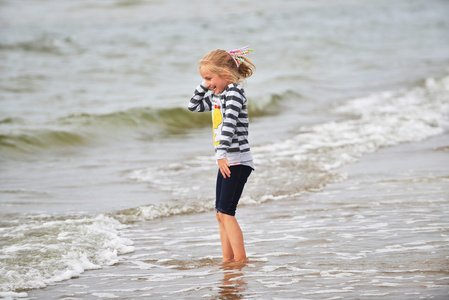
188, 46, 256, 263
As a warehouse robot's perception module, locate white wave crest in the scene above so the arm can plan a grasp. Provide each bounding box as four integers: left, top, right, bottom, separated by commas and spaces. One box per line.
0, 215, 134, 292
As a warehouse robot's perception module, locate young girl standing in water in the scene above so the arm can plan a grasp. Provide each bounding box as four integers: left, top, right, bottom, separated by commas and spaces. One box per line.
188, 46, 256, 263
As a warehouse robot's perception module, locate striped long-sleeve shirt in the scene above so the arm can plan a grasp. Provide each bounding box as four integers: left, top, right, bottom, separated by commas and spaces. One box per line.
188, 82, 254, 168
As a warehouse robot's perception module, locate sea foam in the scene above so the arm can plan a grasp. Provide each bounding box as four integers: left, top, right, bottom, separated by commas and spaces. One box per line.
0, 214, 134, 292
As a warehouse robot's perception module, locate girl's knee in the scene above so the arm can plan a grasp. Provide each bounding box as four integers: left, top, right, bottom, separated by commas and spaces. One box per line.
216, 211, 228, 221
216, 211, 235, 224
216, 211, 223, 223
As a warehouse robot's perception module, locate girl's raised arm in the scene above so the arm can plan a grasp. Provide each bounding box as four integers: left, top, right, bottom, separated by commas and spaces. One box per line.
188, 82, 212, 112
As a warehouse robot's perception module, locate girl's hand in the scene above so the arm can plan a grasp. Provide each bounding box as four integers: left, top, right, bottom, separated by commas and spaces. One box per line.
217, 158, 231, 178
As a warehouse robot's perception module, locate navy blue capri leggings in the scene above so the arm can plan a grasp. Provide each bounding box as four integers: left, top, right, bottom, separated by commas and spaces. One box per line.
215, 165, 252, 216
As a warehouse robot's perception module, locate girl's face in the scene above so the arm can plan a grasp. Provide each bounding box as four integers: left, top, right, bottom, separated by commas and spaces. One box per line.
200, 66, 231, 95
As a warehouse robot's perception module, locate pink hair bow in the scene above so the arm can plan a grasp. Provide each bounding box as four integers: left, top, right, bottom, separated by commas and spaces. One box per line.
228, 45, 254, 67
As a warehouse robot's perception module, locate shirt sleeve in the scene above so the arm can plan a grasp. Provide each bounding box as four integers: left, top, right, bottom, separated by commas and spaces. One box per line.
188, 81, 213, 112
215, 86, 245, 160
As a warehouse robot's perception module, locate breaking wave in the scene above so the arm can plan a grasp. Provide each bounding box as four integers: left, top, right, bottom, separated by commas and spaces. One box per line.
0, 214, 134, 293
0, 91, 293, 156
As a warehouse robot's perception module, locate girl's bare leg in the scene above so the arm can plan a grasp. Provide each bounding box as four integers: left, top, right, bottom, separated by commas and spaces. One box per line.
216, 212, 247, 262
216, 212, 234, 262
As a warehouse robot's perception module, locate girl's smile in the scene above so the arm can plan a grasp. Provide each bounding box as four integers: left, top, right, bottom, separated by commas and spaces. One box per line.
200, 67, 231, 95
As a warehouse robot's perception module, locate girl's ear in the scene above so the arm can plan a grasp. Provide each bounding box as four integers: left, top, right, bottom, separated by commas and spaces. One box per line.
222, 68, 231, 81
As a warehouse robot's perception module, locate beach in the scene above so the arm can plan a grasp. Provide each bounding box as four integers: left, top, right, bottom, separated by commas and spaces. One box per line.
1, 0, 449, 299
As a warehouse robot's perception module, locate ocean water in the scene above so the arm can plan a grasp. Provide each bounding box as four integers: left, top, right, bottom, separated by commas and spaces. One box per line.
1, 0, 449, 299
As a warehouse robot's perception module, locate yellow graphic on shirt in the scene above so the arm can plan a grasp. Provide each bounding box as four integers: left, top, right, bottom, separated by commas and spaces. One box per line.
212, 105, 223, 146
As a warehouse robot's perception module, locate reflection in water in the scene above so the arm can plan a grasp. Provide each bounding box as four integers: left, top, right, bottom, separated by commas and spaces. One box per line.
217, 262, 248, 300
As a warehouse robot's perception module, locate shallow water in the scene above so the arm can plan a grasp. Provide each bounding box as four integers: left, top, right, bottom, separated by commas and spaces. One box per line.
1, 0, 449, 298
23, 134, 449, 299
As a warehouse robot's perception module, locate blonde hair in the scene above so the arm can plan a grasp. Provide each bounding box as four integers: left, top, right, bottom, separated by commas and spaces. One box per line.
199, 49, 255, 85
